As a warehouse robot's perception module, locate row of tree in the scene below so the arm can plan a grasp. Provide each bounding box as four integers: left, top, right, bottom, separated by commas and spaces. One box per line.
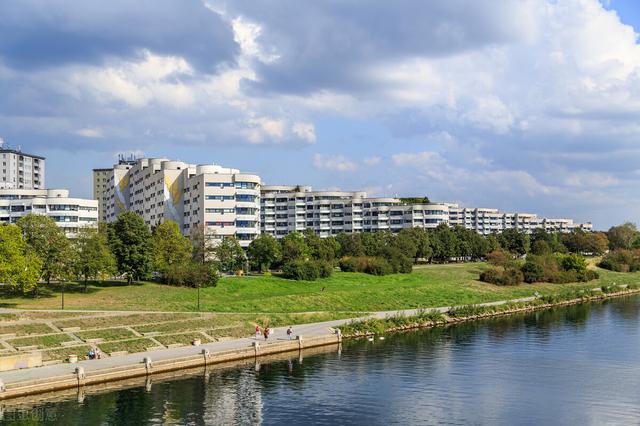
0, 213, 228, 294
1, 210, 637, 290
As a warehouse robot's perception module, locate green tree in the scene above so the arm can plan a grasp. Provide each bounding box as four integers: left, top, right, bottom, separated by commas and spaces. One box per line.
247, 234, 282, 272
152, 220, 192, 283
73, 226, 116, 291
397, 228, 431, 262
394, 228, 419, 260
0, 224, 42, 294
498, 228, 530, 256
16, 214, 72, 285
430, 224, 457, 261
304, 229, 340, 262
336, 233, 364, 257
108, 212, 153, 284
189, 224, 216, 264
531, 240, 551, 255
280, 232, 310, 263
214, 236, 246, 273
607, 223, 638, 250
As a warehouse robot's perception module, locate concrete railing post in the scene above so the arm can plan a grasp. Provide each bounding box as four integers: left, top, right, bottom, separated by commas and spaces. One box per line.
202, 349, 210, 366
144, 357, 153, 374
253, 341, 260, 356
297, 335, 303, 350
75, 366, 85, 386
335, 329, 342, 343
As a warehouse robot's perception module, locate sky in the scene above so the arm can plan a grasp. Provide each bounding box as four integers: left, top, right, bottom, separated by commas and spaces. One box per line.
0, 0, 639, 230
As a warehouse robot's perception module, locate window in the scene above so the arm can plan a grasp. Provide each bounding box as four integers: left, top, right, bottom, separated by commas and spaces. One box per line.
205, 208, 235, 214
205, 195, 234, 201
236, 194, 256, 202
236, 207, 256, 215
234, 182, 257, 189
236, 220, 256, 227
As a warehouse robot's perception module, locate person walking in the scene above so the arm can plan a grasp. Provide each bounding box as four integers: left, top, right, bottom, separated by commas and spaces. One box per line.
255, 325, 261, 339
264, 327, 270, 342
287, 326, 293, 340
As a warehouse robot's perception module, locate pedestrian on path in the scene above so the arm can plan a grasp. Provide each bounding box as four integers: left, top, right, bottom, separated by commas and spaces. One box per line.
255, 325, 261, 339
287, 326, 293, 340
264, 327, 270, 342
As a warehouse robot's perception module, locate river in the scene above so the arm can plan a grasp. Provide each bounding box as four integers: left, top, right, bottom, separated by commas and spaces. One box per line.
2, 296, 640, 425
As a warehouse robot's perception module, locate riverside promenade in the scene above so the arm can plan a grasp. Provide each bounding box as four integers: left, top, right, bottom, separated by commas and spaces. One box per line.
0, 296, 537, 400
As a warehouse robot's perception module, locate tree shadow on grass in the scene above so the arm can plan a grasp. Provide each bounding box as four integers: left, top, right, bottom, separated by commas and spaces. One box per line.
0, 281, 146, 301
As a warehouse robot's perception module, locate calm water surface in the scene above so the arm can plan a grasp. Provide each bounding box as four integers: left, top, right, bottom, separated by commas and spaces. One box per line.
2, 296, 640, 425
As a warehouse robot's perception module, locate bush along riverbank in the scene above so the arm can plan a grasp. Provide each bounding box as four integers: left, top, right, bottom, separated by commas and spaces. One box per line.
337, 284, 640, 337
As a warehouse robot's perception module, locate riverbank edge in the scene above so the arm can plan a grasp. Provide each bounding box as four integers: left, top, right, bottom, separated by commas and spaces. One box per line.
341, 287, 640, 337
1, 287, 639, 401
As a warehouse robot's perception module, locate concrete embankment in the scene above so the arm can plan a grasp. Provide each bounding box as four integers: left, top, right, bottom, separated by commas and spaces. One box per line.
0, 333, 342, 401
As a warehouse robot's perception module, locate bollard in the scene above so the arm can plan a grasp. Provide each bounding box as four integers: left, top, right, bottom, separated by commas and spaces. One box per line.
75, 366, 86, 386
335, 328, 342, 343
296, 335, 303, 350
0, 378, 5, 392
144, 356, 153, 373
253, 341, 260, 356
202, 349, 210, 366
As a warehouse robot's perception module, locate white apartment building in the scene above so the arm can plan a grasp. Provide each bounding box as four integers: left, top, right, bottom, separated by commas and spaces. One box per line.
0, 146, 45, 190
448, 206, 592, 235
93, 157, 138, 222
261, 186, 591, 238
261, 186, 450, 237
0, 188, 98, 237
103, 158, 261, 247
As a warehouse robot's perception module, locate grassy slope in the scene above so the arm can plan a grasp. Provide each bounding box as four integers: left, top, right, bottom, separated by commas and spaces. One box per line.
1, 263, 639, 313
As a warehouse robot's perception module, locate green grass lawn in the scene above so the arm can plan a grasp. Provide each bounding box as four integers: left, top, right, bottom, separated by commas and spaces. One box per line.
75, 327, 138, 342
1, 263, 639, 313
7, 333, 76, 349
99, 338, 160, 354
154, 332, 213, 346
0, 323, 57, 337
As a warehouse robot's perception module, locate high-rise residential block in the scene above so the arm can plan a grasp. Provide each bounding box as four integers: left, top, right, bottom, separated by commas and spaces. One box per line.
0, 145, 45, 190
102, 158, 261, 247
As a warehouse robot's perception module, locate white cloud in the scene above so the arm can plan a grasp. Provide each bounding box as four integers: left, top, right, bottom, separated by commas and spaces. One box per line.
292, 122, 316, 144
313, 154, 358, 172
363, 156, 381, 166
74, 127, 104, 138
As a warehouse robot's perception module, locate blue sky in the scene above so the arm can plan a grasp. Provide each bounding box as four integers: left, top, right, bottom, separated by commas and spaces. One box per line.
0, 0, 639, 230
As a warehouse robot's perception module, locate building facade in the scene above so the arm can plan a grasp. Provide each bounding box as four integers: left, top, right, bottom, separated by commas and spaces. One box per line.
102, 158, 261, 247
0, 189, 98, 237
0, 147, 45, 190
260, 185, 451, 237
261, 186, 592, 238
93, 157, 137, 222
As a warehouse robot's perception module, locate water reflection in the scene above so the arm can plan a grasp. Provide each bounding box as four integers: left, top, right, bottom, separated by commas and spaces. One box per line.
2, 296, 640, 425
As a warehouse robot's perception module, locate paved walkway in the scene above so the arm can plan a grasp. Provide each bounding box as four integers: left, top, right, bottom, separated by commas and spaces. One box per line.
0, 295, 538, 387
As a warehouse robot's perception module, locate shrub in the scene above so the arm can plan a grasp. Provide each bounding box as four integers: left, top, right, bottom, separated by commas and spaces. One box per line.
598, 249, 640, 273
558, 253, 588, 274
380, 246, 413, 274
502, 267, 524, 285
317, 260, 334, 278
365, 257, 393, 276
522, 261, 545, 283
282, 260, 319, 281
552, 270, 578, 284
339, 256, 359, 272
480, 268, 502, 284
486, 250, 509, 267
